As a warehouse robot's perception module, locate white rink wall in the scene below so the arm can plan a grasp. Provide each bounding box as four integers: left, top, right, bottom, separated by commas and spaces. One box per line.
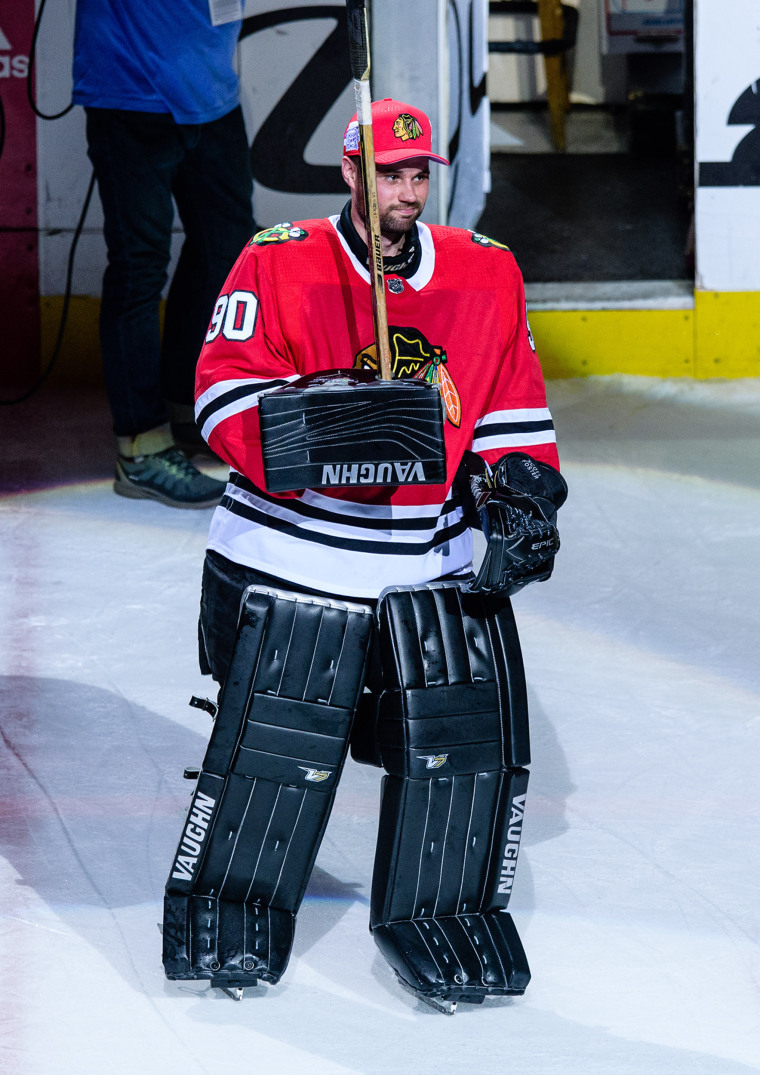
695, 0, 760, 291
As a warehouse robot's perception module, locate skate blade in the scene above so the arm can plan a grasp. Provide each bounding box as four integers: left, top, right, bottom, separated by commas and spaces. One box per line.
212, 978, 258, 1001
395, 975, 456, 1015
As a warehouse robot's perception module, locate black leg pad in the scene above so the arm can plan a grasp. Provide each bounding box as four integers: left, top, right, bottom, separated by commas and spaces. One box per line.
163, 586, 373, 988
373, 911, 530, 1004
163, 894, 294, 986
370, 583, 532, 1004
375, 583, 530, 776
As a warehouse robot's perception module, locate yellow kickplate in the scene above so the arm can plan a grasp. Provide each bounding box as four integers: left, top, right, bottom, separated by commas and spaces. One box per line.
529, 307, 695, 379
693, 290, 760, 379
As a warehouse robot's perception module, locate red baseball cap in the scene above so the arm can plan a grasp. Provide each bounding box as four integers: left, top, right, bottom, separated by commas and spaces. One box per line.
343, 98, 449, 166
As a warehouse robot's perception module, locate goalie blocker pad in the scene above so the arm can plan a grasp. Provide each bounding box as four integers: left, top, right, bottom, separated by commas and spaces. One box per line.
370, 582, 531, 1004
258, 369, 447, 492
163, 585, 373, 989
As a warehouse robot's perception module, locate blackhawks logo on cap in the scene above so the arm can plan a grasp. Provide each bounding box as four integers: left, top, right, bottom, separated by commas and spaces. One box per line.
354, 327, 461, 428
392, 113, 423, 142
250, 223, 308, 246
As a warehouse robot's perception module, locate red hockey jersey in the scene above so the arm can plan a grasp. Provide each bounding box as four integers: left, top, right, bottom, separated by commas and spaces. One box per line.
195, 216, 558, 598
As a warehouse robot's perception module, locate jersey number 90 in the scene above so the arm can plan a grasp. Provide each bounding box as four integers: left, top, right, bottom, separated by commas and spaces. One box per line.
205, 290, 259, 343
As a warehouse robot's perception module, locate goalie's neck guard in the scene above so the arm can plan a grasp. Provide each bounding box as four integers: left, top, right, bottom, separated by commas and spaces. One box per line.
338, 201, 422, 279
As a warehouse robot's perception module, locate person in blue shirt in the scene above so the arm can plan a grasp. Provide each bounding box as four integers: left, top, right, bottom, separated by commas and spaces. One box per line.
73, 0, 256, 507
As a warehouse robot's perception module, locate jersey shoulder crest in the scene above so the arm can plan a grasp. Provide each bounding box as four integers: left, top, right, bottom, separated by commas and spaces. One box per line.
469, 231, 510, 251
249, 222, 310, 247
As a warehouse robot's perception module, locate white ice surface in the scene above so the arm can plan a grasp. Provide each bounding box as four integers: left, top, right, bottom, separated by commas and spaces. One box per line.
1, 376, 759, 1074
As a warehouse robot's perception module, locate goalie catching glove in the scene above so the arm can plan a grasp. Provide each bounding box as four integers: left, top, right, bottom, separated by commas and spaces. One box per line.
458, 451, 568, 597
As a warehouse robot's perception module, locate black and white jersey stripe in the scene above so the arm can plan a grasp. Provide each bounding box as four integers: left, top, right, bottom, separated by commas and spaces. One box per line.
472, 407, 556, 454
224, 474, 468, 551
195, 375, 298, 443
206, 476, 473, 597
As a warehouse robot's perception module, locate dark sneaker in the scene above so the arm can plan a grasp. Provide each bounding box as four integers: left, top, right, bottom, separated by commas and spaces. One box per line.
114, 447, 226, 509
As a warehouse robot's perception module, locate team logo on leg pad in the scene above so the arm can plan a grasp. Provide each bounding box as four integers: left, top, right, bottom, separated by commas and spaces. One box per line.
417, 754, 449, 769
298, 766, 332, 782
170, 789, 217, 883
497, 794, 526, 895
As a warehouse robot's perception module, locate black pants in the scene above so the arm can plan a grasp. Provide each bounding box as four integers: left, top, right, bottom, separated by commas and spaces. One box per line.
85, 106, 254, 437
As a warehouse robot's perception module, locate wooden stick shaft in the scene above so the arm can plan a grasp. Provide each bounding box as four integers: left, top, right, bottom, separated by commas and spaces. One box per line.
353, 78, 392, 380
346, 1, 392, 380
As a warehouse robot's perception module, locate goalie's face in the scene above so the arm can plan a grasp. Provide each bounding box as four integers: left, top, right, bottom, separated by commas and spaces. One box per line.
342, 156, 430, 247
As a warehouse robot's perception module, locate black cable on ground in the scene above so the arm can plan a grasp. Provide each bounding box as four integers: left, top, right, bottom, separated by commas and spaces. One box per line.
0, 168, 96, 407
26, 0, 74, 120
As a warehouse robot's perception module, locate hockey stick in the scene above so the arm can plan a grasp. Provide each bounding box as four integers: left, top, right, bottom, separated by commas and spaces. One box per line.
346, 0, 393, 380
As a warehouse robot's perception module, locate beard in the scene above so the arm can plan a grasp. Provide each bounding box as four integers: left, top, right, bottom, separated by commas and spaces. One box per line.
379, 201, 424, 237
354, 185, 424, 238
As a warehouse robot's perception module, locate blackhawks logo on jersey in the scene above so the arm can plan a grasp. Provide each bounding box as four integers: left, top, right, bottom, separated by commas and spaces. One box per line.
250, 223, 309, 246
354, 327, 461, 428
470, 232, 510, 251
